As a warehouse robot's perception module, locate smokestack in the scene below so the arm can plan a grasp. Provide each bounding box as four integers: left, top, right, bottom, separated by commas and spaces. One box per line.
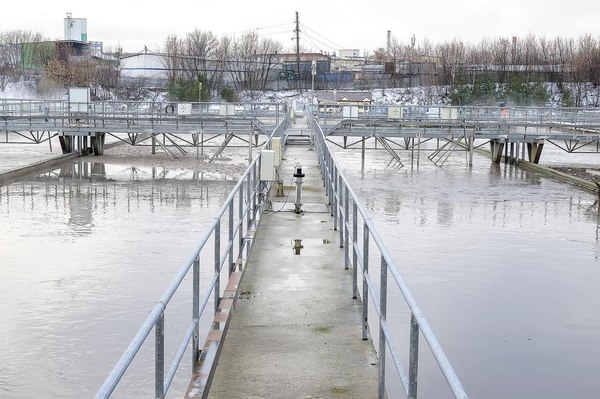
387, 30, 391, 56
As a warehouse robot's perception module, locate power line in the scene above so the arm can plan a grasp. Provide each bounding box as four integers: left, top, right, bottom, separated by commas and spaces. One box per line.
223, 22, 293, 37
301, 31, 338, 53
299, 23, 345, 50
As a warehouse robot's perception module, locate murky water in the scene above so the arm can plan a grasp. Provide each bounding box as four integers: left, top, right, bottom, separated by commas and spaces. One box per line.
3, 136, 600, 398
332, 140, 600, 398
0, 158, 237, 398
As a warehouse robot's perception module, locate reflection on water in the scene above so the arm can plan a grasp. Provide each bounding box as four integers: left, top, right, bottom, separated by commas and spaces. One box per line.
4, 141, 600, 398
0, 159, 237, 398
332, 142, 600, 399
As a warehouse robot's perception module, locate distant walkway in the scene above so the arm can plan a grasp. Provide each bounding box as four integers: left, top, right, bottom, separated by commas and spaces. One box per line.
201, 118, 378, 398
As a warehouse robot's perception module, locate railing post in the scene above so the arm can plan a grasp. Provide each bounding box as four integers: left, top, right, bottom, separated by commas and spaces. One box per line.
344, 185, 349, 270
362, 223, 369, 340
378, 256, 388, 399
252, 163, 258, 222
192, 256, 200, 366
214, 220, 221, 312
155, 311, 165, 399
228, 201, 234, 275
333, 168, 338, 228
409, 313, 420, 399
246, 173, 251, 228
352, 202, 358, 298
238, 186, 244, 257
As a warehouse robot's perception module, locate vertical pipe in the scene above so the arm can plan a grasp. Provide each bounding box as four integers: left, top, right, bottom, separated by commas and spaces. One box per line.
468, 134, 474, 167
192, 256, 200, 366
248, 125, 253, 164
155, 312, 165, 399
408, 313, 420, 399
238, 186, 244, 260
252, 163, 257, 222
246, 172, 252, 228
362, 223, 369, 340
214, 220, 221, 312
378, 256, 388, 399
352, 202, 358, 298
344, 185, 349, 268
416, 134, 421, 169
332, 169, 338, 230
228, 201, 234, 275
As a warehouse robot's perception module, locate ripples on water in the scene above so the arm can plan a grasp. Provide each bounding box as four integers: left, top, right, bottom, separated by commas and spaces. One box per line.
3, 140, 600, 398
0, 160, 237, 398
333, 141, 600, 398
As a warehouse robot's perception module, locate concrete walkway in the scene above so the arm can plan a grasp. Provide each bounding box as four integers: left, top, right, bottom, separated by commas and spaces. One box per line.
207, 119, 379, 398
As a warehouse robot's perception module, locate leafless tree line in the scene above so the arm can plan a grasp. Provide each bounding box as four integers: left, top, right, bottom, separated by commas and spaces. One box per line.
163, 29, 283, 92
385, 34, 600, 92
3, 27, 600, 104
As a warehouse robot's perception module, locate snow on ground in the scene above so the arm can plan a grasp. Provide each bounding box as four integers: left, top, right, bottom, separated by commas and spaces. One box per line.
2, 80, 600, 107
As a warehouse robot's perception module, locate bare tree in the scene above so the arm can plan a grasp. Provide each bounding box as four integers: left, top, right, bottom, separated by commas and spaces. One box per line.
163, 34, 184, 86
436, 39, 466, 86
182, 29, 226, 94
226, 31, 280, 90
0, 30, 49, 90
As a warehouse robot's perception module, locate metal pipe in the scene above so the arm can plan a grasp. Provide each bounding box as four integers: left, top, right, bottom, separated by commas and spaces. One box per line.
352, 202, 358, 298
378, 256, 388, 399
192, 256, 200, 366
409, 313, 420, 399
214, 220, 221, 312
229, 202, 234, 275
362, 223, 369, 340
155, 312, 165, 399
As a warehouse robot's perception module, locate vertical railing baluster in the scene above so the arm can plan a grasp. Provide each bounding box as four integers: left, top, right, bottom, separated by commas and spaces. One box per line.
228, 201, 234, 275
333, 167, 338, 229
246, 171, 251, 228
238, 186, 244, 262
362, 223, 369, 340
378, 256, 388, 399
344, 185, 349, 270
252, 162, 258, 221
409, 313, 420, 399
155, 312, 165, 399
328, 153, 333, 194
214, 220, 221, 312
192, 256, 200, 366
352, 202, 358, 298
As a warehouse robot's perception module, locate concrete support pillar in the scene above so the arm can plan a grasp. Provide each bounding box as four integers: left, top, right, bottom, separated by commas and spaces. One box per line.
527, 141, 545, 164
91, 133, 105, 155
59, 135, 73, 154
490, 139, 505, 164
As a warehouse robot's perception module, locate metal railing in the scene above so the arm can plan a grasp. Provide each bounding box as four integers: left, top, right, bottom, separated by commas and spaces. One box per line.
95, 112, 290, 399
310, 111, 469, 399
0, 99, 285, 119
314, 102, 600, 128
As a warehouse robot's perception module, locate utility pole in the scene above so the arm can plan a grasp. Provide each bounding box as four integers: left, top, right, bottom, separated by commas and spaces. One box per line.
295, 11, 302, 93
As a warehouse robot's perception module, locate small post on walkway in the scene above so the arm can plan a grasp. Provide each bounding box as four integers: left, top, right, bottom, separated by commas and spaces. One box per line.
468, 134, 474, 167
293, 164, 305, 214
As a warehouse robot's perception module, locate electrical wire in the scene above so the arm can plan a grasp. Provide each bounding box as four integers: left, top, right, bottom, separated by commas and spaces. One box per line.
265, 163, 301, 213
299, 23, 345, 50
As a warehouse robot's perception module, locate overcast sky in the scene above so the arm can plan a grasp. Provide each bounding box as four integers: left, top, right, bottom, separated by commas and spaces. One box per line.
3, 0, 600, 54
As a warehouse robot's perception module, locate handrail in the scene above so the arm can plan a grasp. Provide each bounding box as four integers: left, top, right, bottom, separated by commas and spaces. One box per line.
309, 110, 469, 399
2, 98, 600, 128
95, 112, 290, 398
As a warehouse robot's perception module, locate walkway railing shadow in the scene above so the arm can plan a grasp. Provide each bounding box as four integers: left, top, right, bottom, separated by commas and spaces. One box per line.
310, 111, 469, 399
95, 113, 290, 399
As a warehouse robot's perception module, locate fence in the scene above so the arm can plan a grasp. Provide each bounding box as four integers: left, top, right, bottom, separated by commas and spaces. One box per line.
95, 112, 289, 398
310, 111, 469, 399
